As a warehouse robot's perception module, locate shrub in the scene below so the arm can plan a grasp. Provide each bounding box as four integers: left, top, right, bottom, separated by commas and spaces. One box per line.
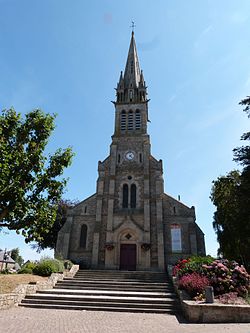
174, 256, 214, 278
24, 262, 37, 271
202, 259, 250, 297
42, 259, 64, 273
33, 261, 55, 276
33, 259, 64, 276
172, 258, 190, 276
18, 267, 33, 274
19, 261, 38, 273
63, 260, 73, 270
0, 269, 10, 274
178, 272, 210, 298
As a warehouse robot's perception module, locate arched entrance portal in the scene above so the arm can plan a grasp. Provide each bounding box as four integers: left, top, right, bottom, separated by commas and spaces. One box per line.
120, 244, 136, 270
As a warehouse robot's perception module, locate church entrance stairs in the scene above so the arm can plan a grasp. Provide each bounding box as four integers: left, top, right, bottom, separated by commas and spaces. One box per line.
19, 270, 181, 314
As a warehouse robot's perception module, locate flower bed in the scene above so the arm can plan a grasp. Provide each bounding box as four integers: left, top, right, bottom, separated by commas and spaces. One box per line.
170, 256, 250, 322
173, 256, 249, 301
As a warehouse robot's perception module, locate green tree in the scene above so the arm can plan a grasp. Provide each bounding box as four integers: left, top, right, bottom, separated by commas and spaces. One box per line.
10, 247, 24, 266
211, 97, 250, 270
32, 199, 78, 251
0, 108, 74, 243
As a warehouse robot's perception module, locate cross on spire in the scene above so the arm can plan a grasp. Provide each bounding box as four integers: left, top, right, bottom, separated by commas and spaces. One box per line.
130, 21, 136, 32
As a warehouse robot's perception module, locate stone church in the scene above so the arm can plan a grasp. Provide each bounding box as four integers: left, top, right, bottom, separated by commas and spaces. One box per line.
56, 32, 205, 271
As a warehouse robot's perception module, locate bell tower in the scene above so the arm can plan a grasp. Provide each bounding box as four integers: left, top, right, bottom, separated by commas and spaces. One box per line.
94, 30, 165, 271
113, 31, 149, 136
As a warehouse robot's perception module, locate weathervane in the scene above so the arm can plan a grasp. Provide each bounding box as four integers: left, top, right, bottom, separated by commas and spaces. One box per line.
130, 21, 136, 32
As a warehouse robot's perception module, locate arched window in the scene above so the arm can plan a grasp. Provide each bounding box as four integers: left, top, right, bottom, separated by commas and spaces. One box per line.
128, 111, 134, 131
130, 184, 136, 208
171, 224, 182, 252
122, 184, 128, 208
80, 224, 87, 248
120, 110, 126, 131
135, 110, 141, 130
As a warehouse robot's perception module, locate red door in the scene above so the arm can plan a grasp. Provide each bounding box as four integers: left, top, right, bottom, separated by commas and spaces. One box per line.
120, 244, 136, 271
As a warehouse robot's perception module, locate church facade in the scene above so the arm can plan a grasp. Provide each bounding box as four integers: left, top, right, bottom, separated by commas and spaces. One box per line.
56, 32, 205, 271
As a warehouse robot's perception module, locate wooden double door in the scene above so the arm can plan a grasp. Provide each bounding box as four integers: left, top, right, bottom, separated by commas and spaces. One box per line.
120, 244, 136, 271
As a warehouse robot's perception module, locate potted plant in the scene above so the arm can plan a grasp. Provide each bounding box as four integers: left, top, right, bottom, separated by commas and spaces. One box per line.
141, 243, 151, 251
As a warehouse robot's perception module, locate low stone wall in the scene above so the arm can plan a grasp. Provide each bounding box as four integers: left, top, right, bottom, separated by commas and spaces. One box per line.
167, 265, 250, 323
0, 264, 79, 310
182, 300, 250, 323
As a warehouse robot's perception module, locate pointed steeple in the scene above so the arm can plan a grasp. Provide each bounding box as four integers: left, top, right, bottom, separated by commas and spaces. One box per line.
124, 31, 141, 89
115, 32, 147, 104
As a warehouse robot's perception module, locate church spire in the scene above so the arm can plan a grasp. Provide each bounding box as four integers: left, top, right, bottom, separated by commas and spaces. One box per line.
123, 31, 141, 89
115, 32, 147, 104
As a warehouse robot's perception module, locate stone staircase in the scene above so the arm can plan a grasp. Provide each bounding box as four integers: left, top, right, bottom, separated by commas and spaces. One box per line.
19, 270, 180, 314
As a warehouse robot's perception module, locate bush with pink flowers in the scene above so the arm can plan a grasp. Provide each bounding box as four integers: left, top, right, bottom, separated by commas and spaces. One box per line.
202, 259, 249, 297
172, 256, 250, 300
178, 272, 210, 298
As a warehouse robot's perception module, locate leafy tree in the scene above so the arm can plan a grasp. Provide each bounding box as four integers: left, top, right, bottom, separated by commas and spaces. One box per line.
211, 97, 250, 270
10, 247, 24, 266
0, 108, 74, 243
32, 199, 78, 251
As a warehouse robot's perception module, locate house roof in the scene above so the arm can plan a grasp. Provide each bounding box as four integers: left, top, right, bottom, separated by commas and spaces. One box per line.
0, 251, 15, 264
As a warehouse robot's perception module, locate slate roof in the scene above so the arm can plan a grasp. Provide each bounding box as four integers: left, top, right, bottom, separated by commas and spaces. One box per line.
0, 250, 15, 264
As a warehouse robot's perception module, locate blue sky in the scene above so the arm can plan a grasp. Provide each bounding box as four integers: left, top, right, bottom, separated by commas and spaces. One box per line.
0, 0, 250, 261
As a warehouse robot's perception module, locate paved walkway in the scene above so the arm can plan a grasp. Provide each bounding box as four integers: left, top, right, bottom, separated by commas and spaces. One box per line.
0, 307, 249, 333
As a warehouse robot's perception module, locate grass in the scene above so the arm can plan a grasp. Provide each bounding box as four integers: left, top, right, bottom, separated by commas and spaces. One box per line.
0, 274, 48, 294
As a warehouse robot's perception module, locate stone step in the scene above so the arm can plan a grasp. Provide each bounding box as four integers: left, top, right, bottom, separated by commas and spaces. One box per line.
75, 270, 167, 274
24, 293, 175, 303
21, 298, 173, 309
75, 272, 167, 277
56, 280, 170, 287
19, 302, 175, 314
36, 288, 173, 298
63, 277, 170, 286
64, 276, 168, 282
53, 285, 170, 293
19, 270, 179, 315
74, 276, 168, 283
75, 272, 167, 276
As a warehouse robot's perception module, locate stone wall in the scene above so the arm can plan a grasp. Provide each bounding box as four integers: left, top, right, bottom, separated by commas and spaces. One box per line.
182, 300, 250, 323
0, 265, 79, 310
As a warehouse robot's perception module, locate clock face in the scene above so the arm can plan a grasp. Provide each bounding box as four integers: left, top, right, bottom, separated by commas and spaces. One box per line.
125, 151, 135, 161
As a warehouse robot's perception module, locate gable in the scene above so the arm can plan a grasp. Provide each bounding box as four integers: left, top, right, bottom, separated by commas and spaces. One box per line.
163, 193, 195, 218
69, 193, 97, 216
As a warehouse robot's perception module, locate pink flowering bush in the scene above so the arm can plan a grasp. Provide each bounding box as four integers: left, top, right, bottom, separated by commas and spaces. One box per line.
178, 272, 210, 298
202, 259, 249, 297
172, 256, 250, 299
